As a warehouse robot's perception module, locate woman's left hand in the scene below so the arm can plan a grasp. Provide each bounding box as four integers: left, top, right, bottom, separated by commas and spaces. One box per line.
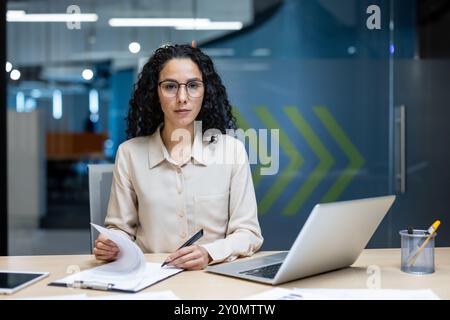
166, 245, 212, 270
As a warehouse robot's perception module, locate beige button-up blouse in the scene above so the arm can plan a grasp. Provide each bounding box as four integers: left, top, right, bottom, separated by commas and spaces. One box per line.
104, 125, 263, 263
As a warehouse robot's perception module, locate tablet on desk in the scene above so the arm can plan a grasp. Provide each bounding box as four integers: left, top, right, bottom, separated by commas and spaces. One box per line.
0, 271, 49, 295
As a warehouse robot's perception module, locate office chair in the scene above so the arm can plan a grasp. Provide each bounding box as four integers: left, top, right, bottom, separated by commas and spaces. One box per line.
87, 164, 114, 252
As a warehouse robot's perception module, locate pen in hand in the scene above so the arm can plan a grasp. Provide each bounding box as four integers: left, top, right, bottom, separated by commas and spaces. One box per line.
161, 229, 204, 268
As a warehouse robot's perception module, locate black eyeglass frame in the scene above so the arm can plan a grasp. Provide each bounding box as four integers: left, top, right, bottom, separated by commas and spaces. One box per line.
157, 80, 205, 98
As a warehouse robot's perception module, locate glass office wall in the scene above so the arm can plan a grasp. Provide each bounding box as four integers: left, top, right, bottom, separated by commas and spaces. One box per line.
208, 0, 394, 249
389, 0, 450, 247
5, 0, 450, 254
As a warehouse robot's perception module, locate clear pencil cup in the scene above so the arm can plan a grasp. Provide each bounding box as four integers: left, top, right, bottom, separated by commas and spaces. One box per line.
399, 230, 436, 275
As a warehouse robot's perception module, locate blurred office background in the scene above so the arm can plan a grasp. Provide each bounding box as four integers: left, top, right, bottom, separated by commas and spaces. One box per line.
2, 0, 449, 255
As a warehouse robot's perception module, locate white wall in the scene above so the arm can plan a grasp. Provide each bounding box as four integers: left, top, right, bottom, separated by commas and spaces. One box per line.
7, 110, 46, 229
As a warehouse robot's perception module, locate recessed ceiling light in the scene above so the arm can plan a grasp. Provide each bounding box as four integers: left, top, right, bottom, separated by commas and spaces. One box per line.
10, 69, 21, 80
82, 69, 94, 81
6, 61, 12, 72
129, 42, 141, 54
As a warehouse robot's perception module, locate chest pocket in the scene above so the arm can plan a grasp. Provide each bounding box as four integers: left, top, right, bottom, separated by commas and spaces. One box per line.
194, 192, 230, 243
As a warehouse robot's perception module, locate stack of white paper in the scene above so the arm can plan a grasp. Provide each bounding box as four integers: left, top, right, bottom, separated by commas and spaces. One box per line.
50, 224, 183, 292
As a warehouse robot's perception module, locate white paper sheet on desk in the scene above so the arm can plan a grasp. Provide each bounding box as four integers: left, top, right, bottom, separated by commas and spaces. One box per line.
18, 291, 179, 300
88, 290, 180, 300
51, 224, 183, 292
245, 288, 440, 300
244, 288, 304, 300
17, 294, 88, 300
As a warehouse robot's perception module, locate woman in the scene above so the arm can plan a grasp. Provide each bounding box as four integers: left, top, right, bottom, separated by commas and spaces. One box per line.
93, 44, 263, 270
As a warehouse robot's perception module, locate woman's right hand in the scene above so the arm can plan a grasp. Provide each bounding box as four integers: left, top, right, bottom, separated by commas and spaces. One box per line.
94, 234, 120, 262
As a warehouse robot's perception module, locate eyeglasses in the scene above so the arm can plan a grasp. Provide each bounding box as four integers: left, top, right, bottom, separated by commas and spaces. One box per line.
158, 80, 204, 98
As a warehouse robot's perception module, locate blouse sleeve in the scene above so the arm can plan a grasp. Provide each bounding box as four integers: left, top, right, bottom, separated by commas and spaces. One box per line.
200, 139, 264, 264
104, 144, 139, 241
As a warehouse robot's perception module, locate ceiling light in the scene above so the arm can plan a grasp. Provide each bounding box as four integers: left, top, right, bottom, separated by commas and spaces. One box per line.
82, 69, 94, 81
7, 12, 98, 22
129, 42, 141, 54
89, 89, 99, 114
175, 21, 243, 30
6, 10, 26, 18
52, 90, 62, 119
16, 92, 25, 112
108, 18, 210, 27
10, 69, 21, 80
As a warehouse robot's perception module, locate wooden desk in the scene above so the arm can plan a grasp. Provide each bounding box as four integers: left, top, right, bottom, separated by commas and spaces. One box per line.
1, 248, 449, 299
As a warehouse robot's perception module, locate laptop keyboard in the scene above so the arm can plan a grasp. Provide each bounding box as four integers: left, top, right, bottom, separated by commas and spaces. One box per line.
239, 263, 282, 279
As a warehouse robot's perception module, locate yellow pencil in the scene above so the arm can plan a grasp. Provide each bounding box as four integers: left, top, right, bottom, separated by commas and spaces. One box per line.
407, 220, 440, 267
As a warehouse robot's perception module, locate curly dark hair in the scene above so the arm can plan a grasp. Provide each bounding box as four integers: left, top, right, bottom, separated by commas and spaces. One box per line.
126, 44, 237, 139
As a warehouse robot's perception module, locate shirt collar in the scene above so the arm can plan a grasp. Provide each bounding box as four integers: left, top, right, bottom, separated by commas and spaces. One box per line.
148, 122, 208, 169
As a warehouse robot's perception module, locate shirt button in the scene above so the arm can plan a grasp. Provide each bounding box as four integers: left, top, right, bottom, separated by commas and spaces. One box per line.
178, 211, 184, 218
176, 167, 181, 174
181, 232, 187, 238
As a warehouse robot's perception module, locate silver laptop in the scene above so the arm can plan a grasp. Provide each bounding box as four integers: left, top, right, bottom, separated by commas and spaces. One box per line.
206, 195, 396, 285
